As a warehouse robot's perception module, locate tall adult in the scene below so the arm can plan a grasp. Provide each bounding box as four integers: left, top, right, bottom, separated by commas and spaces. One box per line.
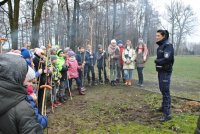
122, 40, 136, 86
135, 38, 148, 87
0, 54, 43, 134
155, 29, 174, 122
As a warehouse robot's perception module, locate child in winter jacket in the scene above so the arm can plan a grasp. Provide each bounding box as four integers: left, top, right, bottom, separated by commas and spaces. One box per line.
135, 38, 148, 87
67, 51, 85, 95
24, 66, 48, 129
84, 45, 97, 86
96, 44, 109, 84
117, 40, 125, 83
50, 55, 62, 107
122, 40, 136, 86
56, 49, 68, 103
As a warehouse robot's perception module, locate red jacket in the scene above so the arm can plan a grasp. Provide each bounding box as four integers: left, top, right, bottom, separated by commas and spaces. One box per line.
119, 46, 124, 65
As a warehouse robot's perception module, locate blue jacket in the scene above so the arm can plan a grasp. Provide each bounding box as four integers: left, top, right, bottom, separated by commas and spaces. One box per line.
155, 39, 174, 72
97, 51, 107, 68
85, 50, 96, 66
76, 52, 85, 66
26, 95, 48, 128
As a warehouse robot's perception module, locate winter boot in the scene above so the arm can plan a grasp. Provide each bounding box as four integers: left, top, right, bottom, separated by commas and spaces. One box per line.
125, 80, 128, 86
78, 87, 85, 95
128, 80, 132, 86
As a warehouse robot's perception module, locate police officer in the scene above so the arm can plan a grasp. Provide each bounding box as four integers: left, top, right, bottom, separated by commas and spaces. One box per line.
155, 29, 174, 122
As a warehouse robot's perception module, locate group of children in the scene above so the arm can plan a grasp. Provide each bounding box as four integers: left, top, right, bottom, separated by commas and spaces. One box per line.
3, 38, 148, 130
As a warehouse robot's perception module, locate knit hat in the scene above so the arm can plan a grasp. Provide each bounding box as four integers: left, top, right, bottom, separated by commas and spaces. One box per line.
98, 44, 103, 49
64, 47, 70, 52
50, 55, 57, 61
36, 48, 44, 56
24, 66, 36, 82
50, 48, 56, 53
21, 48, 33, 59
40, 45, 46, 50
68, 50, 76, 57
57, 49, 64, 56
117, 40, 123, 45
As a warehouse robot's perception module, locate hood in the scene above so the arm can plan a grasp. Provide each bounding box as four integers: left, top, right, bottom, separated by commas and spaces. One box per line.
0, 54, 28, 115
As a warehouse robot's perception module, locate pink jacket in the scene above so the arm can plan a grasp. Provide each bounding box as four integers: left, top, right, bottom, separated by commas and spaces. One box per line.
66, 58, 80, 79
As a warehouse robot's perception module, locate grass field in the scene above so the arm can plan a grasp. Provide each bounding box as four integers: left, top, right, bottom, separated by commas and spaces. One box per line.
143, 56, 200, 100
47, 56, 200, 134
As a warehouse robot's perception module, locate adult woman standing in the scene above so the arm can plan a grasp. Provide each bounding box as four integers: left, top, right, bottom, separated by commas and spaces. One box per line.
122, 40, 136, 86
135, 38, 148, 87
155, 30, 174, 122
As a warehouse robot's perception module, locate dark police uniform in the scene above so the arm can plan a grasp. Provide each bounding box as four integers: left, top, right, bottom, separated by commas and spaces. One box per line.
155, 39, 174, 117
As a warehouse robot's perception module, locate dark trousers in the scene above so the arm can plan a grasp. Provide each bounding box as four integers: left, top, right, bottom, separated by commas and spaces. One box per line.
158, 72, 172, 116
84, 65, 95, 82
137, 67, 144, 84
38, 77, 46, 113
78, 69, 83, 84
69, 77, 82, 89
98, 66, 108, 81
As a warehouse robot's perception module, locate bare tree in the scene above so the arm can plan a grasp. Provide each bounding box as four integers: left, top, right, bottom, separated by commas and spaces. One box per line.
7, 0, 20, 49
166, 0, 196, 55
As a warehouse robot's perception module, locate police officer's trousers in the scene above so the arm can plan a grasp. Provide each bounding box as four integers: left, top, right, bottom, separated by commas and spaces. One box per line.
158, 71, 172, 116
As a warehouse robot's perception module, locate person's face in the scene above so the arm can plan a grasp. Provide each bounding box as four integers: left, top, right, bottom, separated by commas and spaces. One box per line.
88, 46, 92, 51
156, 32, 165, 42
111, 42, 116, 46
80, 48, 85, 52
126, 40, 131, 46
27, 46, 31, 50
52, 50, 56, 55
59, 52, 65, 57
99, 48, 103, 52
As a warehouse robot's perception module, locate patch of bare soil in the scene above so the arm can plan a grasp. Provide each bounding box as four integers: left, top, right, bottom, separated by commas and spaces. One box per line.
47, 84, 199, 134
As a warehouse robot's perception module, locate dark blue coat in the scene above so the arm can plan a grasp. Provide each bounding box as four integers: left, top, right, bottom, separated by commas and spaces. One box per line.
97, 51, 107, 68
76, 52, 85, 66
155, 39, 174, 72
26, 96, 48, 128
85, 50, 96, 66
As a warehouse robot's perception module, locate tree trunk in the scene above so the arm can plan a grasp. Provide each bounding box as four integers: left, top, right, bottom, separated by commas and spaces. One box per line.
76, 0, 80, 46
31, 0, 45, 48
70, 0, 77, 49
106, 0, 109, 45
66, 0, 70, 47
8, 0, 20, 49
112, 0, 116, 39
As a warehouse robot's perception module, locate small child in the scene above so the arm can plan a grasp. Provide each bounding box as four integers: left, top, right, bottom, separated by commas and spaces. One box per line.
50, 55, 62, 107
24, 66, 48, 129
66, 51, 85, 95
96, 44, 109, 84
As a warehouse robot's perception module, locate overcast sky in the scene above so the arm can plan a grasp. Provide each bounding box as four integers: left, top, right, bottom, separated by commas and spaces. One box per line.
151, 0, 200, 43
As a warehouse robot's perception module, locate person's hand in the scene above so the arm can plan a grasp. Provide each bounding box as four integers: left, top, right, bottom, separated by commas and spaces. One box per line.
40, 60, 45, 64
44, 69, 47, 73
57, 80, 60, 85
49, 67, 53, 72
38, 69, 42, 74
30, 93, 37, 102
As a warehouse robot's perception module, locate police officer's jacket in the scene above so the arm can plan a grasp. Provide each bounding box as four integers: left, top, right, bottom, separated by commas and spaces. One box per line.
155, 39, 174, 73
